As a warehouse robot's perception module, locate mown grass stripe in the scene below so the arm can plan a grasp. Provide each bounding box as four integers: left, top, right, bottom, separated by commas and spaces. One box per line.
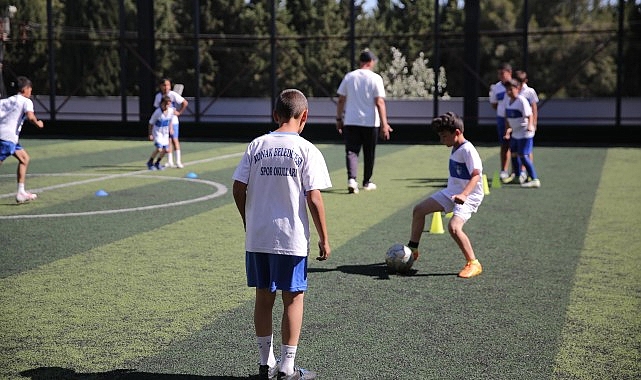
553, 147, 641, 379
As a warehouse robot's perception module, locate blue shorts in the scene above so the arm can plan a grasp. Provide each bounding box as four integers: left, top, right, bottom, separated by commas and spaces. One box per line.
154, 142, 169, 150
170, 117, 180, 139
496, 117, 507, 144
246, 252, 308, 292
0, 140, 22, 161
511, 137, 534, 156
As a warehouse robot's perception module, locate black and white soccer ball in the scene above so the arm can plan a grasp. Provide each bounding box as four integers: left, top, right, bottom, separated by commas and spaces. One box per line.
385, 243, 415, 273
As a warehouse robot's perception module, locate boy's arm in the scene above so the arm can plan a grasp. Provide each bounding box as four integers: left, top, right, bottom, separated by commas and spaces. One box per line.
232, 180, 248, 230
25, 111, 44, 129
306, 189, 330, 261
452, 169, 481, 205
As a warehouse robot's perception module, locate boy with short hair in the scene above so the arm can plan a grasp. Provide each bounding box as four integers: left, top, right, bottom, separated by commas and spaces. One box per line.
0, 76, 44, 203
407, 112, 484, 278
232, 89, 331, 380
146, 95, 175, 170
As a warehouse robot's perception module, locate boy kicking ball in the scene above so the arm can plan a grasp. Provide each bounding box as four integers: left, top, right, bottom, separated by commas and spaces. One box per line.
407, 112, 485, 278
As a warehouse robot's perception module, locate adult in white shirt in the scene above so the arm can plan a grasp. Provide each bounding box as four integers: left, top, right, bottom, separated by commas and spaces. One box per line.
153, 78, 188, 168
336, 49, 393, 194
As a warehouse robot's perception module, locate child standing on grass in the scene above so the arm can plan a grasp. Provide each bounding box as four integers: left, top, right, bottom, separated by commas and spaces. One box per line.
232, 89, 331, 380
407, 112, 484, 279
504, 79, 540, 188
146, 95, 174, 170
154, 78, 188, 168
0, 76, 44, 204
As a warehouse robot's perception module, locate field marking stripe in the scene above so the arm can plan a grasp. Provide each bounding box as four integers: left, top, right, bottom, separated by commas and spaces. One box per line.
0, 152, 242, 199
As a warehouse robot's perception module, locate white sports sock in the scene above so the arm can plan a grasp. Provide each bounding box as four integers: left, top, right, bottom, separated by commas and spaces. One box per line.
18, 183, 25, 193
257, 335, 276, 367
279, 344, 297, 375
167, 152, 174, 165
175, 149, 182, 164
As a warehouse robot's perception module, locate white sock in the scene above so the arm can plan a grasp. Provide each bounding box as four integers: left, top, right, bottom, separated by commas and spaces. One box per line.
167, 153, 174, 165
279, 344, 297, 375
257, 335, 276, 367
18, 183, 25, 193
175, 149, 182, 164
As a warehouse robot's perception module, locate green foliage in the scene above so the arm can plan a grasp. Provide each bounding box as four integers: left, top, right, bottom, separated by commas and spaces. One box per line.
0, 0, 637, 97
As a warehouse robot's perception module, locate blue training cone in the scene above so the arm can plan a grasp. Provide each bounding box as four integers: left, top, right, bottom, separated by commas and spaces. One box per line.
185, 172, 198, 179
95, 189, 109, 197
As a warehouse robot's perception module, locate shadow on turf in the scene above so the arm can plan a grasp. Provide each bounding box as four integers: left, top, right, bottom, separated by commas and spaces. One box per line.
309, 262, 457, 279
20, 366, 261, 380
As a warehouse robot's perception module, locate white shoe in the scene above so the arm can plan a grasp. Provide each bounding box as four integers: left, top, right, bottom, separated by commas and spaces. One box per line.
499, 171, 509, 180
164, 162, 176, 168
519, 172, 528, 184
176, 162, 184, 168
521, 179, 541, 188
16, 191, 38, 204
347, 178, 359, 194
363, 182, 377, 191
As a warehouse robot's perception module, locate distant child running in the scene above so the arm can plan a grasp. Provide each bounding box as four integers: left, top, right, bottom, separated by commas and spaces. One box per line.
0, 76, 44, 204
232, 89, 331, 380
407, 112, 484, 278
504, 79, 540, 188
146, 95, 174, 170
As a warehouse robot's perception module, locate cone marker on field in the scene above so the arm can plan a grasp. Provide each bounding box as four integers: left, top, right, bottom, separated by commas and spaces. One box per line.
491, 171, 502, 189
95, 189, 109, 197
429, 212, 445, 234
482, 174, 491, 195
185, 172, 198, 179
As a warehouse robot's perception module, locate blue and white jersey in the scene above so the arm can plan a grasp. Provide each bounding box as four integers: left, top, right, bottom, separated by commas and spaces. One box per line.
489, 81, 508, 117
505, 95, 533, 139
153, 90, 185, 127
148, 107, 175, 146
444, 141, 484, 204
0, 94, 33, 144
233, 132, 332, 257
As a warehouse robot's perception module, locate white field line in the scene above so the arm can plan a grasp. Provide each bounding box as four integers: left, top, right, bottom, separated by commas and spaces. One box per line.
0, 152, 242, 219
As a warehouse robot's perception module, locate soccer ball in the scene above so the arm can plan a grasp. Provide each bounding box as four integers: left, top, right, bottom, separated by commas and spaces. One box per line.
385, 243, 415, 273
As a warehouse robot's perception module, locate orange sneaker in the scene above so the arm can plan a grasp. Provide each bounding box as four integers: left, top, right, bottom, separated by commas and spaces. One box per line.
458, 260, 482, 278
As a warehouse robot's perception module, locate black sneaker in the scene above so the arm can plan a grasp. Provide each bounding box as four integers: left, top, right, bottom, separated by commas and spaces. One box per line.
147, 159, 154, 170
278, 367, 317, 380
259, 364, 278, 380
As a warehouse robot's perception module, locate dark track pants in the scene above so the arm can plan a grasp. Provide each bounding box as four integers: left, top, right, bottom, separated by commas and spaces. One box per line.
343, 125, 379, 185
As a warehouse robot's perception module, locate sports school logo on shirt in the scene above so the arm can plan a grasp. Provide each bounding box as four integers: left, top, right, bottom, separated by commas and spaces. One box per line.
253, 146, 304, 178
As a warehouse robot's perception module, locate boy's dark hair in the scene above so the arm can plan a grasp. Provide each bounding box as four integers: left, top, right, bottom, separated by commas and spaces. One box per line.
159, 77, 171, 85
431, 111, 464, 133
514, 70, 528, 84
16, 76, 32, 93
274, 89, 307, 120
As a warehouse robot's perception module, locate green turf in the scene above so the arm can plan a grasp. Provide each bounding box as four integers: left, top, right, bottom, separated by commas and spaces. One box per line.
1, 138, 639, 379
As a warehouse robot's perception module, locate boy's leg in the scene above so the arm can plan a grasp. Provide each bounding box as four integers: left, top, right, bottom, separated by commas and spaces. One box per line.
255, 288, 277, 370
448, 216, 476, 262
410, 197, 443, 243
279, 291, 305, 376
13, 149, 30, 187
449, 216, 483, 278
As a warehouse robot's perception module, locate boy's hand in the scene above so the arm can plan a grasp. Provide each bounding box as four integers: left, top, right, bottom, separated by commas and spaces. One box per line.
452, 194, 467, 205
316, 240, 330, 261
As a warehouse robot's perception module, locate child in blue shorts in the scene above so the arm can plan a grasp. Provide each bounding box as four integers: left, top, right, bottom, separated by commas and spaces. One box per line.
232, 89, 331, 380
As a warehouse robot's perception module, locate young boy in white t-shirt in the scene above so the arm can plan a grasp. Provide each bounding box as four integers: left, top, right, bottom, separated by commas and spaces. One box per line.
407, 112, 485, 279
232, 89, 331, 380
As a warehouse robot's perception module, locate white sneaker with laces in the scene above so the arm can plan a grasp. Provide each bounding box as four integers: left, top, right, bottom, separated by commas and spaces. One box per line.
347, 178, 359, 194
16, 191, 38, 204
521, 179, 541, 188
363, 182, 377, 191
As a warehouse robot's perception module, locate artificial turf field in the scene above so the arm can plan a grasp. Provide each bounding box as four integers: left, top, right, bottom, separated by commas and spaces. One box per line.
1, 138, 639, 380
